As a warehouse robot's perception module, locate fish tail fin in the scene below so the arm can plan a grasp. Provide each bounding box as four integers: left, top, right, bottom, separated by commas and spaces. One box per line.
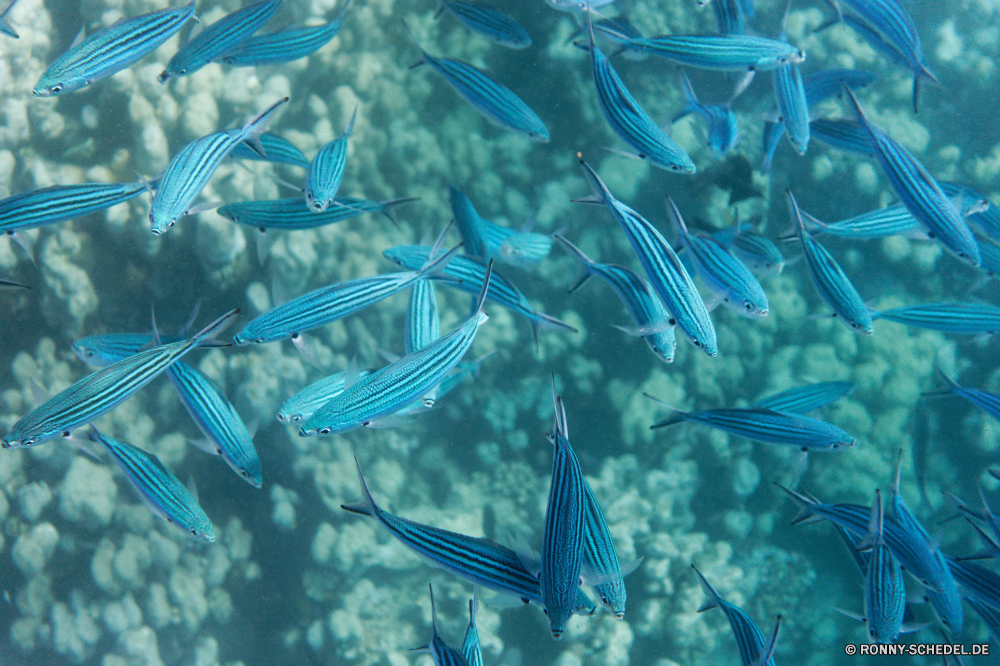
644, 393, 688, 428
190, 308, 241, 344
474, 259, 493, 315
664, 196, 689, 237
242, 97, 290, 158
376, 197, 419, 227
340, 456, 381, 517
773, 481, 826, 525
554, 233, 596, 293
578, 159, 612, 206
531, 311, 577, 335
690, 565, 722, 612
752, 616, 782, 666
343, 104, 358, 136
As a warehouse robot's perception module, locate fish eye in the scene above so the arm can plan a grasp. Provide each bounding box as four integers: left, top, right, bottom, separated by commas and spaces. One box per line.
850, 321, 859, 329
51, 84, 63, 93
693, 339, 702, 347
744, 301, 753, 311
85, 350, 94, 357
292, 415, 301, 422
320, 427, 332, 435
190, 528, 197, 535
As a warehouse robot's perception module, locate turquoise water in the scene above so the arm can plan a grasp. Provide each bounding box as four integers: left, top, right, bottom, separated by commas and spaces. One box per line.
0, 0, 998, 664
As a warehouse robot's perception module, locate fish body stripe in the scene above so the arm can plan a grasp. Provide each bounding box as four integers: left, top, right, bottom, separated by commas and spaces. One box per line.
0, 182, 147, 233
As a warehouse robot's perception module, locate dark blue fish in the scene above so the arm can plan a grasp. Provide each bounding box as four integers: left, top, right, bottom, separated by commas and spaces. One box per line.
414, 585, 471, 666
219, 196, 416, 231
751, 380, 856, 414
924, 368, 1000, 422
673, 70, 739, 156
450, 185, 489, 259
219, 0, 351, 66
158, 0, 284, 83
229, 133, 308, 167
863, 490, 906, 644
712, 0, 745, 35
692, 565, 780, 666
810, 118, 876, 156
437, 0, 530, 49
869, 302, 1000, 335
35, 2, 196, 96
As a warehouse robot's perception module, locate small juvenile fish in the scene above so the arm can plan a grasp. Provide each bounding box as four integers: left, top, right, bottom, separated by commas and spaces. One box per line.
869, 302, 1000, 335
220, 196, 416, 231
305, 106, 357, 213
557, 234, 676, 363
576, 160, 716, 355
0, 182, 149, 234
692, 565, 781, 666
672, 70, 739, 156
34, 2, 196, 96
751, 381, 856, 414
648, 400, 856, 451
619, 34, 804, 72
414, 585, 469, 666
437, 0, 530, 49
411, 41, 549, 142
159, 0, 285, 83
788, 190, 873, 335
842, 86, 980, 266
299, 263, 492, 435
666, 197, 767, 318
229, 133, 308, 167
2, 309, 239, 449
90, 428, 215, 542
150, 97, 288, 234
219, 0, 351, 66
576, 23, 695, 173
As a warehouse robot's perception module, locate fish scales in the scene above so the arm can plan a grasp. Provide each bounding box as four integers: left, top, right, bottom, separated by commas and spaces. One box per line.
0, 182, 148, 233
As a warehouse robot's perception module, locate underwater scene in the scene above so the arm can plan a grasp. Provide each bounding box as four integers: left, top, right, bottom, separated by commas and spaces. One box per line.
1, 0, 1000, 663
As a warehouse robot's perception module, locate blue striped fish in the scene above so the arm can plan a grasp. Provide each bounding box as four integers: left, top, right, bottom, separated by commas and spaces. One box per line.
577, 22, 695, 173
72, 332, 182, 367
234, 247, 457, 345
0, 181, 149, 234
406, 279, 440, 354
158, 0, 285, 83
673, 70, 739, 156
843, 86, 979, 266
497, 230, 553, 268
415, 585, 470, 666
809, 118, 876, 156
34, 2, 195, 97
751, 381, 856, 415
618, 34, 804, 71
438, 0, 530, 49
648, 399, 856, 451
219, 0, 351, 66
541, 383, 586, 639
925, 369, 1000, 422
382, 244, 576, 341
277, 367, 372, 424
863, 490, 906, 644
167, 360, 261, 488
799, 203, 920, 240
150, 97, 288, 234
788, 190, 873, 335
667, 197, 767, 318
305, 106, 357, 213
580, 16, 645, 60
711, 222, 785, 277
948, 559, 1000, 612
450, 185, 489, 259
229, 133, 308, 167
712, 0, 745, 35
220, 196, 416, 231
0, 0, 18, 38
448, 186, 552, 265
90, 428, 214, 542
772, 60, 809, 155
299, 263, 492, 435
577, 160, 717, 355
557, 234, 675, 363
462, 590, 483, 666
581, 478, 627, 619
341, 458, 595, 612
2, 308, 239, 449
869, 302, 1000, 335
692, 565, 780, 666
412, 42, 549, 142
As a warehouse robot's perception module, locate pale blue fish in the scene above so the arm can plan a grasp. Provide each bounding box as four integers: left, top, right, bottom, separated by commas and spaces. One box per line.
0, 181, 149, 234
450, 185, 489, 258
341, 458, 596, 612
233, 247, 458, 345
942, 182, 1000, 241
544, 0, 616, 15
711, 222, 785, 277
0, 0, 18, 37
406, 279, 441, 406
34, 2, 195, 97
809, 118, 875, 156
158, 0, 285, 83
72, 332, 182, 367
924, 368, 1000, 422
869, 302, 1000, 335
437, 0, 530, 49
648, 400, 856, 451
666, 197, 767, 318
576, 22, 696, 174
863, 490, 907, 644
229, 133, 308, 167
299, 263, 493, 435
672, 70, 739, 156
149, 97, 288, 234
382, 244, 576, 341
842, 86, 979, 266
751, 380, 856, 414
166, 360, 261, 488
219, 0, 351, 66
305, 106, 357, 213
618, 34, 804, 72
577, 160, 717, 355
411, 41, 549, 142
276, 368, 373, 424
772, 60, 809, 155
556, 233, 676, 363
497, 230, 553, 268
449, 188, 552, 266
390, 353, 497, 419
90, 428, 214, 542
220, 196, 416, 231
787, 190, 873, 334
541, 384, 586, 639
415, 585, 470, 666
462, 589, 483, 666
2, 309, 239, 449
581, 474, 627, 619
692, 565, 780, 666
799, 203, 920, 240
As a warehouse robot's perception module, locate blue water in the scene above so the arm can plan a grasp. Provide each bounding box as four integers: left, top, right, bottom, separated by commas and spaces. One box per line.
0, 0, 998, 664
